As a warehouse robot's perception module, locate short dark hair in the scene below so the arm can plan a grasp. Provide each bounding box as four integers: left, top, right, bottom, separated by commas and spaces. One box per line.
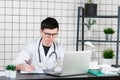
41, 17, 59, 30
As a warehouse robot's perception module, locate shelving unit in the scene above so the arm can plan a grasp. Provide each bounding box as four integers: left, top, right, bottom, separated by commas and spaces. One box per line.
76, 6, 120, 67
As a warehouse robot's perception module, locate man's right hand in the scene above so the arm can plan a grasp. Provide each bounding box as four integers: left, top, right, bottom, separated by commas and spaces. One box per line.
16, 64, 35, 72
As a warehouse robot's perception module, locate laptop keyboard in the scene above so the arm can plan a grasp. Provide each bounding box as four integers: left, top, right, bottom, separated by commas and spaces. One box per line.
43, 69, 55, 73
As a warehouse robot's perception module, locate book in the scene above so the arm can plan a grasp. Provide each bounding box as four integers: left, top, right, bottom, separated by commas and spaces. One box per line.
88, 69, 119, 76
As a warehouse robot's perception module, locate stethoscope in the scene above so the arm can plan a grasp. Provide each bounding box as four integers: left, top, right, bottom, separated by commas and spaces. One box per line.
38, 38, 57, 63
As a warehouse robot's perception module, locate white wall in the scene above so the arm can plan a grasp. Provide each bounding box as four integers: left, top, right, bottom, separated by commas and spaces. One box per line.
0, 0, 120, 70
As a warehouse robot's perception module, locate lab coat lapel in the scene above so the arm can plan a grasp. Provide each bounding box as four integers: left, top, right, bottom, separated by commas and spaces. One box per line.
40, 43, 46, 62
46, 43, 54, 59
45, 43, 56, 69
39, 42, 54, 62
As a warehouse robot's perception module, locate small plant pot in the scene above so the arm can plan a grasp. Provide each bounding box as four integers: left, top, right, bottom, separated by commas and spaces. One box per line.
105, 34, 112, 41
85, 3, 97, 16
5, 70, 11, 77
87, 29, 92, 40
10, 71, 17, 78
102, 59, 112, 65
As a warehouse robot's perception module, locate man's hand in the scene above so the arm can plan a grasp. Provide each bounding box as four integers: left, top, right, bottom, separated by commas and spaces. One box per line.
16, 63, 35, 72
22, 64, 35, 72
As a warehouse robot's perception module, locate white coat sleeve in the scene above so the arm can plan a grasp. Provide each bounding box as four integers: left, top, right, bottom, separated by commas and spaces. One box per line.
12, 51, 30, 65
12, 43, 33, 65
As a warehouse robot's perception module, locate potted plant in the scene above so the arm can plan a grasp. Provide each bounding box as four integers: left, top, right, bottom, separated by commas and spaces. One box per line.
85, 0, 97, 16
10, 65, 16, 78
102, 48, 114, 59
102, 48, 115, 65
5, 65, 11, 77
103, 27, 115, 41
84, 18, 96, 30
5, 64, 16, 78
84, 18, 96, 40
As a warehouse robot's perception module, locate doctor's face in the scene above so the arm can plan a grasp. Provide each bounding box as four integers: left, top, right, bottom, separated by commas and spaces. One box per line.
40, 28, 58, 46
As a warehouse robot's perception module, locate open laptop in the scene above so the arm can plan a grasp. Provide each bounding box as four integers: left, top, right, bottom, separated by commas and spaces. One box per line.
44, 51, 92, 77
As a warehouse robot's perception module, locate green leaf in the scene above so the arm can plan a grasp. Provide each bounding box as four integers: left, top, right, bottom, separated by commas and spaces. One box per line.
84, 18, 96, 30
102, 48, 114, 59
104, 27, 115, 34
5, 65, 16, 71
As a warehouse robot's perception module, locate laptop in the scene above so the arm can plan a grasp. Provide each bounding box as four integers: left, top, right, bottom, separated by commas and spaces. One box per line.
44, 51, 92, 77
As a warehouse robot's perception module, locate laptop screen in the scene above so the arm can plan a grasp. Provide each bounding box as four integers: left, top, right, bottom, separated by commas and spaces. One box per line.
61, 51, 92, 75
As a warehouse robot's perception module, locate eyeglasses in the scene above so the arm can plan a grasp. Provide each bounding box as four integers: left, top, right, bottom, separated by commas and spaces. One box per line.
43, 32, 58, 38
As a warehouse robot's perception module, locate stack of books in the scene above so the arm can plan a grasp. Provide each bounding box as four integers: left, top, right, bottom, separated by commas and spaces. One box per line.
88, 69, 119, 76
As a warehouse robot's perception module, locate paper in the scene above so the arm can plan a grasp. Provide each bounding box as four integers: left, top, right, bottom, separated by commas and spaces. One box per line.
89, 61, 99, 69
0, 70, 5, 76
20, 70, 44, 74
99, 64, 120, 73
88, 64, 120, 76
21, 68, 61, 74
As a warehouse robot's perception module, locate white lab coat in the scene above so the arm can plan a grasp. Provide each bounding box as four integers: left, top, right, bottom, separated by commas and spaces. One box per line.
12, 38, 65, 73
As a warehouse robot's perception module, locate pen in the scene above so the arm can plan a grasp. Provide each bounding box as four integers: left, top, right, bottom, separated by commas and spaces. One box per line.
25, 60, 31, 64
25, 60, 36, 70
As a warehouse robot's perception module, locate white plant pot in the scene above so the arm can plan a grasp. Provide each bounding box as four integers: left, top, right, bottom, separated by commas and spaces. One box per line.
10, 71, 17, 78
102, 59, 112, 65
87, 29, 92, 40
5, 70, 11, 77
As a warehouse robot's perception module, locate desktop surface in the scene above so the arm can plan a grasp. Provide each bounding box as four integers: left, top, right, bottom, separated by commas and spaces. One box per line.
17, 71, 94, 80
0, 71, 120, 80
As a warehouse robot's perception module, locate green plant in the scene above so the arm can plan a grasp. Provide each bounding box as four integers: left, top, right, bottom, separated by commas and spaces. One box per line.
87, 0, 93, 3
11, 65, 16, 71
5, 65, 16, 71
5, 65, 11, 70
84, 18, 96, 30
102, 48, 115, 59
104, 27, 115, 34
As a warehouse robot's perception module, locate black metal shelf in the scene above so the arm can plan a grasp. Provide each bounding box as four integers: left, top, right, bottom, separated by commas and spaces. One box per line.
79, 15, 118, 18
76, 6, 120, 67
78, 40, 120, 43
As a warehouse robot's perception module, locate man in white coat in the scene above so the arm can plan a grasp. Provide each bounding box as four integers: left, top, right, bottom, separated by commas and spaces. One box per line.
13, 17, 65, 73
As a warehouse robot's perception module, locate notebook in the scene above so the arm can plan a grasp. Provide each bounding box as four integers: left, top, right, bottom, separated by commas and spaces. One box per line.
44, 51, 92, 77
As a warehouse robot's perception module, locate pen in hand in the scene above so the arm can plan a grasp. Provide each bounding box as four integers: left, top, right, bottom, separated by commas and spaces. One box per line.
24, 60, 36, 71
25, 60, 31, 64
